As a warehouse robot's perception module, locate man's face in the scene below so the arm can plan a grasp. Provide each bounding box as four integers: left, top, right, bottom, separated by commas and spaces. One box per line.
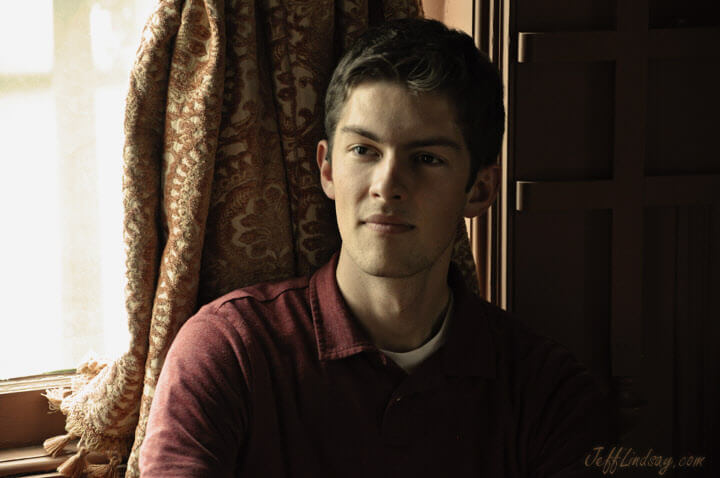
317, 81, 493, 279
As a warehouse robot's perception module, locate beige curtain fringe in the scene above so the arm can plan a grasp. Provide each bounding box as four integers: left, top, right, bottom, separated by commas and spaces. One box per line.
43, 433, 76, 458
85, 455, 122, 478
56, 447, 88, 478
43, 388, 72, 412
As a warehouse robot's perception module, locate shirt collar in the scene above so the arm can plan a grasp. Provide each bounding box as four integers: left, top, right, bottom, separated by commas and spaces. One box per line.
309, 252, 496, 378
309, 252, 376, 361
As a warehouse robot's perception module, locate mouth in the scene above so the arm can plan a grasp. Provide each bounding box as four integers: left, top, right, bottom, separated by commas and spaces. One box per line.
361, 214, 415, 234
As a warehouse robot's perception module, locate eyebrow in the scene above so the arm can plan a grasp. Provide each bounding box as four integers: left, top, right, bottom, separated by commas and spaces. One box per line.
340, 125, 463, 151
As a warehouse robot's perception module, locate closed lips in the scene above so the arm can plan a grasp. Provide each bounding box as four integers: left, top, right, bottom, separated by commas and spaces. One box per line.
362, 215, 415, 232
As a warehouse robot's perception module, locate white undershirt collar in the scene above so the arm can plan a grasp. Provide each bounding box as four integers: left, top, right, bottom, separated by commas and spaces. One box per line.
380, 291, 453, 373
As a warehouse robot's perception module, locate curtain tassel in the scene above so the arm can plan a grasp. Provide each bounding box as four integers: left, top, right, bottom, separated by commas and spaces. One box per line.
43, 433, 76, 457
77, 357, 107, 377
57, 447, 88, 478
43, 388, 72, 412
85, 456, 120, 478
85, 455, 121, 478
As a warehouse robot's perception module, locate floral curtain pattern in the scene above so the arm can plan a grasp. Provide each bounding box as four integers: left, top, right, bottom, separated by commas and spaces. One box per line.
44, 0, 480, 476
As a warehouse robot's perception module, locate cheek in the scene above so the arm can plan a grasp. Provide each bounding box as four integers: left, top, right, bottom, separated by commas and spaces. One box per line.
428, 191, 468, 224
332, 178, 358, 216
333, 167, 366, 199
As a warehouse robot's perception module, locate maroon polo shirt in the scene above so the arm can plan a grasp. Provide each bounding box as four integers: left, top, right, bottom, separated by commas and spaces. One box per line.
140, 253, 610, 477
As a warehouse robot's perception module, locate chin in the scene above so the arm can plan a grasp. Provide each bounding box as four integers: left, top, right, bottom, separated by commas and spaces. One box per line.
354, 253, 432, 279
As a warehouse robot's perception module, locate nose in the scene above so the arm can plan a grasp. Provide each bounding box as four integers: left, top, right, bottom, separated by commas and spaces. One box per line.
368, 152, 407, 201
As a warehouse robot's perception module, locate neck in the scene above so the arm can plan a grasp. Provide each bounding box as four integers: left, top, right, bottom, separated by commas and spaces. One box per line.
335, 248, 452, 352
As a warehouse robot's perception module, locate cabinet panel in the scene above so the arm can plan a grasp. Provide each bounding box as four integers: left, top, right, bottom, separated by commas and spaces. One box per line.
646, 59, 720, 175
516, 0, 616, 31
513, 209, 611, 379
515, 62, 615, 181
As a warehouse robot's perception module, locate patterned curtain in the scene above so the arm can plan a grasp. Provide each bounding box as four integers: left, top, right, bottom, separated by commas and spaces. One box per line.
42, 0, 478, 476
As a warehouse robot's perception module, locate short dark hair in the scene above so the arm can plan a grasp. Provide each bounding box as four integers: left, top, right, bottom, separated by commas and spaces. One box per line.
324, 18, 505, 187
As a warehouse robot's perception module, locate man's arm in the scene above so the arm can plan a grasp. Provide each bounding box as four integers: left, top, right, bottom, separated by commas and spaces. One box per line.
523, 342, 612, 478
140, 310, 251, 477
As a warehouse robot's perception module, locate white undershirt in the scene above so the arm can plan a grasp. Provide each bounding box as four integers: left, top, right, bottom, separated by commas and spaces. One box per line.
380, 292, 453, 373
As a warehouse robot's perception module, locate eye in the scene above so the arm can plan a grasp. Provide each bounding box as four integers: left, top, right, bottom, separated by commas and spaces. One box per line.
416, 153, 443, 165
351, 145, 370, 155
350, 145, 378, 158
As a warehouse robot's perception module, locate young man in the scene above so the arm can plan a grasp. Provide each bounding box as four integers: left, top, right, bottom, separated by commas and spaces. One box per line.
141, 19, 609, 477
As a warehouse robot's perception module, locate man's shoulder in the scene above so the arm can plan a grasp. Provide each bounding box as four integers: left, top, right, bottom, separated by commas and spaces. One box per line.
462, 296, 552, 354
205, 274, 311, 313
464, 296, 591, 380
463, 296, 608, 421
182, 274, 315, 340
448, 267, 565, 367
484, 302, 556, 354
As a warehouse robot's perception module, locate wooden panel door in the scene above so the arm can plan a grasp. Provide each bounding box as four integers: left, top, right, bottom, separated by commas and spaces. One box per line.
490, 0, 720, 475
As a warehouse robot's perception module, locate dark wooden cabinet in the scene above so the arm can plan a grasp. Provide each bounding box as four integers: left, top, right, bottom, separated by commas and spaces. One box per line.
484, 0, 720, 475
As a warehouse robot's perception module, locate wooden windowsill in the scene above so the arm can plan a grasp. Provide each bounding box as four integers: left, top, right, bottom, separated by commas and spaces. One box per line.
0, 372, 75, 394
0, 442, 126, 477
0, 372, 126, 476
0, 444, 76, 477
0, 373, 75, 450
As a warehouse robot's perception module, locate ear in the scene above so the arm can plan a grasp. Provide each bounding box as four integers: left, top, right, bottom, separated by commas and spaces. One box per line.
463, 164, 500, 218
317, 139, 335, 200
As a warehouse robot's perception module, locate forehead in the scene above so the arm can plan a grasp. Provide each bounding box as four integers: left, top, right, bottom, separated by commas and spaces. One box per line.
335, 81, 464, 144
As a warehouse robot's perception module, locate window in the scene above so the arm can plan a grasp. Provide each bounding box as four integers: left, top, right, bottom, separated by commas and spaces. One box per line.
0, 0, 155, 380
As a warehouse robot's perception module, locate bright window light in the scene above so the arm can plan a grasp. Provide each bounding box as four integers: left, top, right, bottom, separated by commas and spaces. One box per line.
0, 0, 156, 380
0, 0, 54, 73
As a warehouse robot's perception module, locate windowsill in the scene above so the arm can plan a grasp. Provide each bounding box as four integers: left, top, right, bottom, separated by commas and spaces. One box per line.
0, 443, 76, 477
0, 373, 75, 451
0, 372, 129, 477
0, 372, 75, 394
0, 443, 127, 477
1, 375, 76, 476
